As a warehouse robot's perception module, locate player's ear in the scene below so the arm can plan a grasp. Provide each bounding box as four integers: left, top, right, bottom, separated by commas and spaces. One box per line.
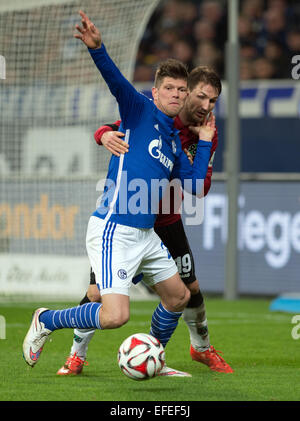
152, 86, 158, 101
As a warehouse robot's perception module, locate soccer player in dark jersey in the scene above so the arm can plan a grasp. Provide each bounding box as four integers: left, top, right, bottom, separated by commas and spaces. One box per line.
56, 66, 233, 375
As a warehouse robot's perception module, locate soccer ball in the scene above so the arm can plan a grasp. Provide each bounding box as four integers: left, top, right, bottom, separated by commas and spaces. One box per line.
118, 333, 165, 380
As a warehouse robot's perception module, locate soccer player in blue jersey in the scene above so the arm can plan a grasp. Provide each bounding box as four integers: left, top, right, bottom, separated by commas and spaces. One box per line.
57, 70, 233, 376
22, 11, 215, 374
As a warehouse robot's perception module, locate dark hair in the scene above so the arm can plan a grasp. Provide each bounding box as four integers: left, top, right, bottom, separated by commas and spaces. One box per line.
188, 65, 222, 95
154, 59, 188, 88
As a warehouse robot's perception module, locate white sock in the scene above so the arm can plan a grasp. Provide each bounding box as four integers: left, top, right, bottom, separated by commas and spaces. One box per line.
183, 305, 210, 352
70, 328, 96, 360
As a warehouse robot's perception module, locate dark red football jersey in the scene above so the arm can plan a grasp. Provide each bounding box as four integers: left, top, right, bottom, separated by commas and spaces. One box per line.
94, 115, 218, 227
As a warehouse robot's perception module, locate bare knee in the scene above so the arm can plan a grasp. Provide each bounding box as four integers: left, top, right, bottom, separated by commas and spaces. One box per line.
99, 299, 130, 329
101, 311, 129, 329
154, 274, 191, 313
180, 287, 191, 310
165, 286, 191, 313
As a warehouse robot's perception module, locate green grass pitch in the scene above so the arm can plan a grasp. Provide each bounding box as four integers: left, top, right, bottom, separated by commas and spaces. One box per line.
0, 297, 299, 402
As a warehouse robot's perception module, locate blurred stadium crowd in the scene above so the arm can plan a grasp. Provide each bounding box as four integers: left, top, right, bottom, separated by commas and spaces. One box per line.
133, 0, 300, 81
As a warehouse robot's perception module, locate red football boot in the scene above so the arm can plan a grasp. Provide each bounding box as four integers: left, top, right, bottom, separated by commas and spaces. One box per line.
57, 352, 88, 375
190, 345, 234, 373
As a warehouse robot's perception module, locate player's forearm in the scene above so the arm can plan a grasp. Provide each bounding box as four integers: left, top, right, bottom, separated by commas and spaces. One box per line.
174, 141, 212, 195
88, 44, 135, 104
192, 140, 212, 181
94, 126, 110, 145
94, 121, 121, 145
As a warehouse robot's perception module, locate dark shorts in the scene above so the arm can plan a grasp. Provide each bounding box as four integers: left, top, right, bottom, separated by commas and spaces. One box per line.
89, 219, 196, 286
154, 219, 196, 285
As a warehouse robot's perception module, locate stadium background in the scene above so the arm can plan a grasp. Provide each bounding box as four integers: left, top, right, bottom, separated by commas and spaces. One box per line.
0, 0, 299, 301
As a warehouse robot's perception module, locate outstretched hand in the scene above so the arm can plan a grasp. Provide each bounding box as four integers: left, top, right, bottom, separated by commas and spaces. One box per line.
189, 113, 216, 142
74, 10, 102, 49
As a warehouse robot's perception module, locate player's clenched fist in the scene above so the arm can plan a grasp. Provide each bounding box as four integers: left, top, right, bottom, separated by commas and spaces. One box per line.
74, 10, 102, 49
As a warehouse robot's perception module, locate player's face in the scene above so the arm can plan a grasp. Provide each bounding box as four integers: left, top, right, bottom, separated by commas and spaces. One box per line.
184, 82, 219, 125
152, 77, 187, 118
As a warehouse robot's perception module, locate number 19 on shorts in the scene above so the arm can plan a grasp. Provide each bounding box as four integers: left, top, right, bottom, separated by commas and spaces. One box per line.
175, 254, 192, 277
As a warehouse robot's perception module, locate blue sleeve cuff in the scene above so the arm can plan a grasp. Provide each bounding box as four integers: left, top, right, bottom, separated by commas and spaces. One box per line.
198, 140, 212, 146
88, 43, 106, 55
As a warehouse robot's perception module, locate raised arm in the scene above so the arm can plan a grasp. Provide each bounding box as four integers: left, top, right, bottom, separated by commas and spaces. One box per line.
74, 11, 145, 125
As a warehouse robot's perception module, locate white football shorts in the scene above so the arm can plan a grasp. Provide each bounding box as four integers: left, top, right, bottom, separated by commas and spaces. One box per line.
86, 216, 178, 296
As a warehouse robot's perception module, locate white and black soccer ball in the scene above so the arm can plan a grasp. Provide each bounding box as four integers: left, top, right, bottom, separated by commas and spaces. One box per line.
118, 333, 165, 380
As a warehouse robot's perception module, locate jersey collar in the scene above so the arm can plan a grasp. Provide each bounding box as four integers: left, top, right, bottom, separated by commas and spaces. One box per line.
153, 106, 180, 138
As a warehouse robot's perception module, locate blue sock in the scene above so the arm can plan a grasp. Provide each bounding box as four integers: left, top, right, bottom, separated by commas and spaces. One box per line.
39, 302, 102, 331
150, 302, 182, 348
